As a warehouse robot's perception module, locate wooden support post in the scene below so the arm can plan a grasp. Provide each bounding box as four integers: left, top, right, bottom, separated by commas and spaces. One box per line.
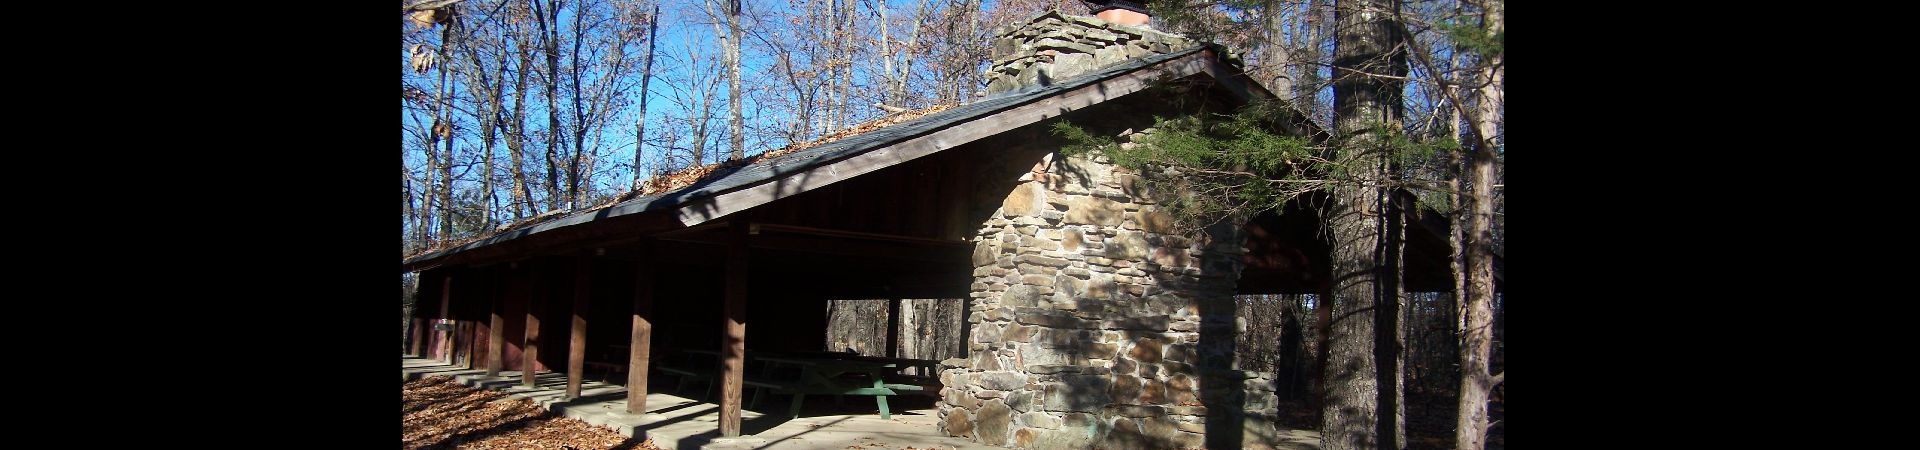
488, 268, 507, 377
460, 320, 475, 369
524, 262, 544, 388
460, 273, 477, 368
568, 257, 592, 398
1312, 285, 1333, 418
410, 316, 426, 357
439, 274, 453, 363
719, 221, 749, 437
886, 297, 901, 359
628, 240, 656, 414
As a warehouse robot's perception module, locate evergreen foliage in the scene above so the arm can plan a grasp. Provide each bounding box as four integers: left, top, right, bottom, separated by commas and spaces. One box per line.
1050, 98, 1457, 234
1438, 19, 1503, 59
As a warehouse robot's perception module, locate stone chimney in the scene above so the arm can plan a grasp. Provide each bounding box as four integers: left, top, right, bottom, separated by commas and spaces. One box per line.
939, 11, 1291, 450
983, 10, 1195, 94
1089, 0, 1151, 27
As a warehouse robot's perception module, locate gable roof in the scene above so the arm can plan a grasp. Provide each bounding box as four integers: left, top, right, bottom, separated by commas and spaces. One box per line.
403, 45, 1298, 272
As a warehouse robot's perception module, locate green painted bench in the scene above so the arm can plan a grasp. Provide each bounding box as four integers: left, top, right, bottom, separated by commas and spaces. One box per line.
657, 350, 936, 419
751, 355, 926, 419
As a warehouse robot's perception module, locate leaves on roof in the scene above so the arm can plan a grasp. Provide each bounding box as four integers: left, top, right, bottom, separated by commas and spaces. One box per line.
628, 102, 959, 199
406, 103, 958, 262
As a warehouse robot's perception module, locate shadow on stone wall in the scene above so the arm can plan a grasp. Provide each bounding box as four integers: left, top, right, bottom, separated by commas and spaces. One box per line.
935, 104, 1289, 449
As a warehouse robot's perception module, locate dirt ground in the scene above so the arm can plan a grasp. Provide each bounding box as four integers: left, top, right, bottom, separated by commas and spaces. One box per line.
402, 376, 659, 450
1273, 394, 1503, 450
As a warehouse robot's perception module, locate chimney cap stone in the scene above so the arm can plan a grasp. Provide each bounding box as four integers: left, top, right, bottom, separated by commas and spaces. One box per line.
1086, 0, 1149, 15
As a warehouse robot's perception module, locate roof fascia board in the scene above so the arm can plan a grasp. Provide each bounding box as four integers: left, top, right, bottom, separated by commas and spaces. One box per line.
672, 50, 1219, 228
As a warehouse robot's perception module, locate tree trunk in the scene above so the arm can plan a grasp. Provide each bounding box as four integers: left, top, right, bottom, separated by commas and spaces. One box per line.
1322, 185, 1382, 450
506, 29, 535, 220
949, 1, 980, 104
832, 0, 854, 131
634, 4, 658, 187
878, 2, 892, 106
535, 0, 564, 212
1276, 294, 1303, 400
1298, 0, 1331, 121
877, 1, 927, 108
439, 16, 462, 240
404, 163, 419, 251
693, 84, 711, 165
570, 1, 589, 210
423, 89, 441, 242
433, 20, 458, 242
482, 80, 500, 229
439, 119, 456, 239
405, 104, 433, 247
1261, 0, 1294, 102
471, 37, 508, 231
1455, 1, 1503, 448
726, 0, 744, 161
1384, 195, 1406, 450
1443, 0, 1468, 415
890, 0, 931, 107
1321, 1, 1406, 450
1313, 289, 1331, 421
825, 0, 842, 132
1444, 27, 1472, 446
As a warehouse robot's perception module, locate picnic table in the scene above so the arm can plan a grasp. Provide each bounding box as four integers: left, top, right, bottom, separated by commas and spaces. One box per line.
751, 355, 924, 419
655, 349, 931, 419
582, 344, 637, 382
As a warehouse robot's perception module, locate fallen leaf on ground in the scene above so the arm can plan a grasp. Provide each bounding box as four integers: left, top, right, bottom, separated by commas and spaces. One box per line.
403, 376, 658, 450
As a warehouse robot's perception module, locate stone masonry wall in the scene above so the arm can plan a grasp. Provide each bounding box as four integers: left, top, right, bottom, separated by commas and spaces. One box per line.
935, 142, 1281, 449
984, 12, 1195, 95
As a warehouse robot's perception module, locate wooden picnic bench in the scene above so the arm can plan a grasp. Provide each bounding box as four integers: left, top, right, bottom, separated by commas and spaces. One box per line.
829, 355, 942, 393
582, 344, 639, 382
658, 349, 799, 402
584, 361, 625, 381
655, 349, 723, 400
747, 355, 930, 419
656, 349, 939, 419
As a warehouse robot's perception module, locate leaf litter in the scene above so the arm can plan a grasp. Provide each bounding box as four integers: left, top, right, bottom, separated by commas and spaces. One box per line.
403, 376, 657, 450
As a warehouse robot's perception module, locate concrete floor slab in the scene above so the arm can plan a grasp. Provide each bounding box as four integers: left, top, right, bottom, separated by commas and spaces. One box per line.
405, 356, 1003, 450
